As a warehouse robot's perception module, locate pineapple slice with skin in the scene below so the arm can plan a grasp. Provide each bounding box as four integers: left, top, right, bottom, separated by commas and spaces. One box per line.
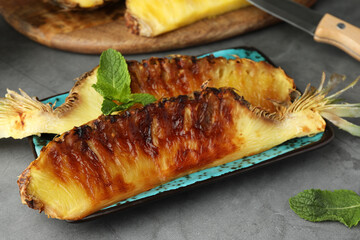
16, 57, 360, 220
18, 74, 360, 220
0, 56, 295, 139
125, 0, 251, 37
19, 81, 350, 220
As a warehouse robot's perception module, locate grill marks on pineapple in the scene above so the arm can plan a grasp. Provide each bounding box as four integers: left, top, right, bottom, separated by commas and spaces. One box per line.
165, 91, 239, 174
128, 56, 217, 98
105, 87, 242, 177
76, 123, 132, 199
24, 88, 252, 215
127, 56, 295, 114
47, 125, 132, 201
14, 111, 26, 130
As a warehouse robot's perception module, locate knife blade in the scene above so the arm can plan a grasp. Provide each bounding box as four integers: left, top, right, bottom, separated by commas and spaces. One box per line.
247, 0, 360, 61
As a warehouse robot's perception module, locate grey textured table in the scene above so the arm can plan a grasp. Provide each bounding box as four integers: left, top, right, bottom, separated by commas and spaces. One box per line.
1, 1, 360, 239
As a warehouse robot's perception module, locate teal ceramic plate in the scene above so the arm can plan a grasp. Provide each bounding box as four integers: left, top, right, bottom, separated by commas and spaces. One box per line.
29, 47, 334, 222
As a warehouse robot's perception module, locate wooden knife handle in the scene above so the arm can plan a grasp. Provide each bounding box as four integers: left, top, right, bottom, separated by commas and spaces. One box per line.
314, 13, 360, 61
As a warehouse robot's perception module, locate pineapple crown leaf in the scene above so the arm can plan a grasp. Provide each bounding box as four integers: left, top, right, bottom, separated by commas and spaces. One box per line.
249, 73, 360, 137
288, 73, 360, 137
0, 88, 53, 120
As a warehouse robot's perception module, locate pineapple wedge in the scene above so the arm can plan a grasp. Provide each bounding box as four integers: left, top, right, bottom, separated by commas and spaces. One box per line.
125, 0, 251, 37
19, 87, 326, 220
47, 0, 119, 9
0, 56, 295, 139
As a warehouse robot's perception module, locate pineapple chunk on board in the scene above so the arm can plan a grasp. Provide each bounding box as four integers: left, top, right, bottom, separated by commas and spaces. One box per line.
125, 0, 251, 37
46, 0, 119, 9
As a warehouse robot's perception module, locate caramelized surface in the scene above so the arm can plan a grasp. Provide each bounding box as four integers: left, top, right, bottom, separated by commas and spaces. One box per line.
0, 56, 294, 139
18, 88, 325, 220
128, 56, 295, 113
19, 88, 245, 219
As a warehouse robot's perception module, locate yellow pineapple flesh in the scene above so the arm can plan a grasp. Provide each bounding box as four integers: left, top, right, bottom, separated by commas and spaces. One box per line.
125, 0, 251, 36
0, 69, 102, 139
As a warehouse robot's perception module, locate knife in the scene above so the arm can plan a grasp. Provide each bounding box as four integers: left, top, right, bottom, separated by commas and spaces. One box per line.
247, 0, 360, 61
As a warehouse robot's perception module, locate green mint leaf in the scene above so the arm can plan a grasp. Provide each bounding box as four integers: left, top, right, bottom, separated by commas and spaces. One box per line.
111, 102, 136, 112
92, 82, 121, 101
289, 189, 360, 228
93, 49, 131, 102
93, 49, 156, 115
102, 99, 136, 115
101, 99, 119, 115
130, 93, 157, 106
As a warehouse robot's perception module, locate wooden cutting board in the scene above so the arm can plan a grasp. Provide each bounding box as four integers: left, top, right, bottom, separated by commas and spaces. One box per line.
0, 0, 316, 54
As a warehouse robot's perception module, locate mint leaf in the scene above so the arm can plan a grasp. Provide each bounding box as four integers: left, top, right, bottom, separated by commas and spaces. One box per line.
101, 99, 118, 115
92, 82, 122, 101
102, 99, 136, 115
95, 49, 131, 101
289, 189, 360, 228
92, 49, 156, 115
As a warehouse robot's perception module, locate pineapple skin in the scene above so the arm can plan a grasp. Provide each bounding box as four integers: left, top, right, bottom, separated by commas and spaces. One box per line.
18, 87, 325, 220
125, 0, 251, 37
0, 56, 294, 139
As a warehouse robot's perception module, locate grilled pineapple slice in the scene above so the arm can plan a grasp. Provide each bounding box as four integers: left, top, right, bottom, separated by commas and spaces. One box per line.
125, 0, 251, 37
48, 0, 119, 9
20, 75, 360, 221
18, 87, 327, 220
0, 56, 295, 139
17, 61, 360, 220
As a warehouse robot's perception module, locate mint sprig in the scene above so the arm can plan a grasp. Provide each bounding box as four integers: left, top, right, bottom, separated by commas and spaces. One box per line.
289, 189, 360, 228
92, 49, 156, 115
